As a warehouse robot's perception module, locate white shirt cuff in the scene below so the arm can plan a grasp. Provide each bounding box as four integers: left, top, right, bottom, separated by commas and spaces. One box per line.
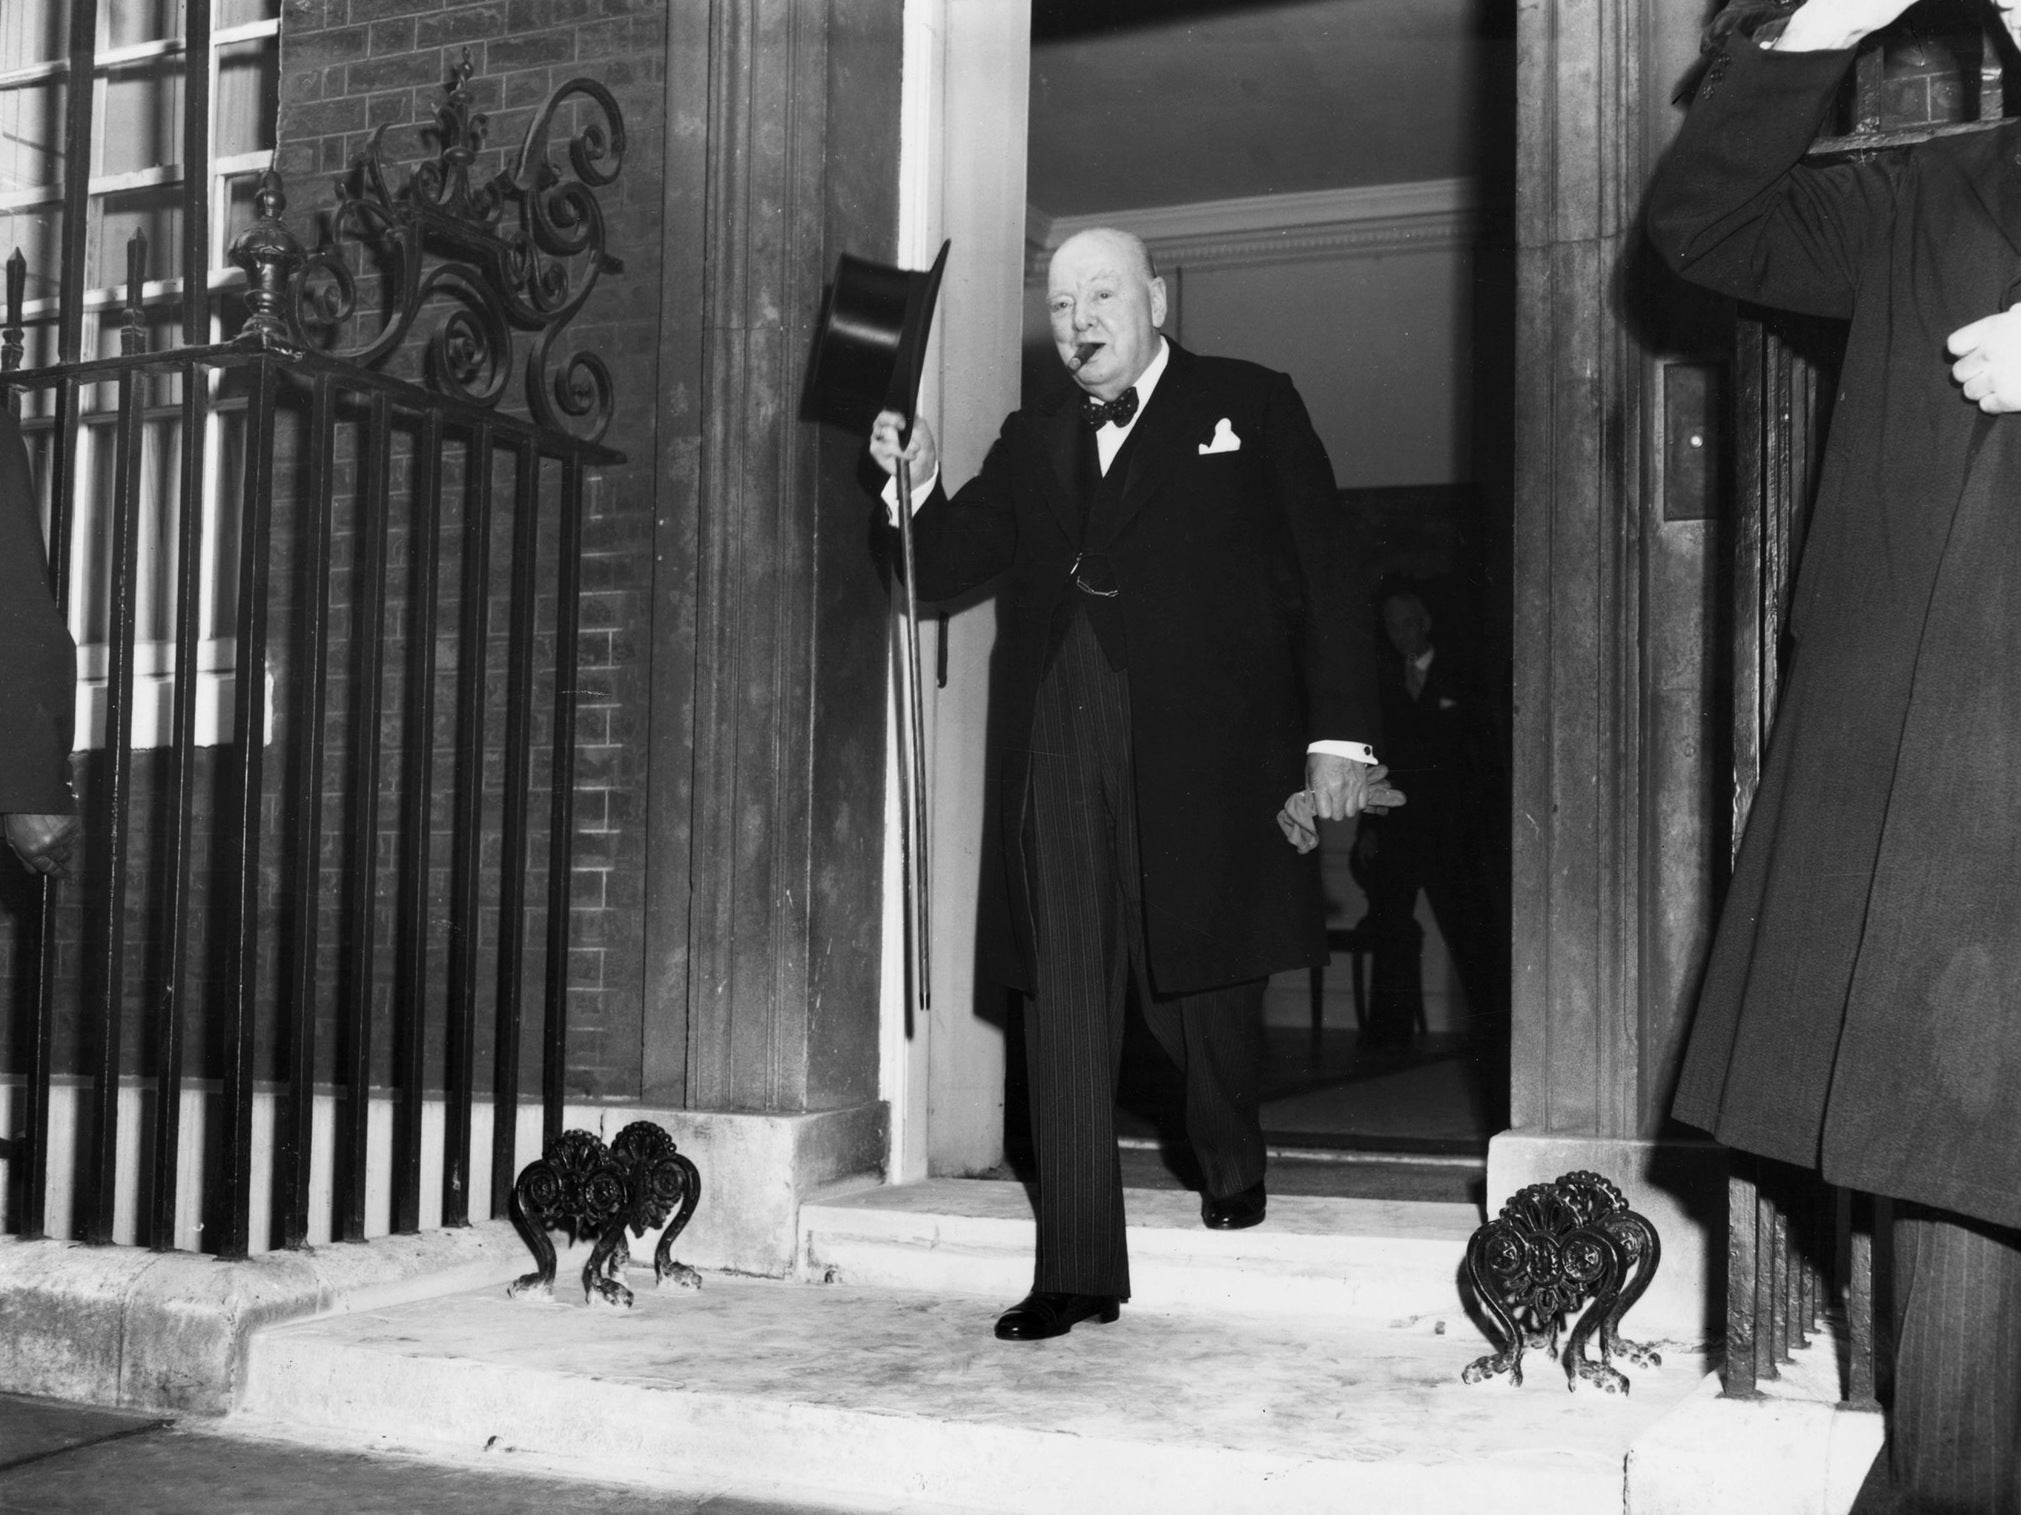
880, 467, 941, 524
1307, 740, 1375, 765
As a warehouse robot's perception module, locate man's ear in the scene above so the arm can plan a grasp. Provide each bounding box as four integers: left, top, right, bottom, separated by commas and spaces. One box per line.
1149, 276, 1168, 329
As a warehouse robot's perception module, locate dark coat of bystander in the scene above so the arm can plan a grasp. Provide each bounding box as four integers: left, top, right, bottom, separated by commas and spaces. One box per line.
1651, 37, 2021, 1230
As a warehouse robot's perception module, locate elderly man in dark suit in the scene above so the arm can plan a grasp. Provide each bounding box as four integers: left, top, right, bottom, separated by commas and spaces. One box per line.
0, 408, 78, 878
870, 227, 1394, 1341
1652, 0, 2021, 1507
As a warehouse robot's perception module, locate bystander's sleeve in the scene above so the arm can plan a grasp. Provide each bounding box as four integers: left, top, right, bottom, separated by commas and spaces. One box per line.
1647, 37, 1900, 320
0, 409, 78, 815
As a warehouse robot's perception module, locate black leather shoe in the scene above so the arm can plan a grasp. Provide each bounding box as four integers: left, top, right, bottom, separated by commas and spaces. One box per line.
1202, 1180, 1267, 1230
993, 1291, 1121, 1341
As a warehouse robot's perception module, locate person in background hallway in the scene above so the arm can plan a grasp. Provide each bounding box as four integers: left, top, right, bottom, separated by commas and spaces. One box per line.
1350, 585, 1501, 1051
0, 406, 77, 880
869, 227, 1399, 1342
1652, 1, 2021, 1507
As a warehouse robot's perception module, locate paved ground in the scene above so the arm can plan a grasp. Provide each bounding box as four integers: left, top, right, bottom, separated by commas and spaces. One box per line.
0, 1393, 853, 1514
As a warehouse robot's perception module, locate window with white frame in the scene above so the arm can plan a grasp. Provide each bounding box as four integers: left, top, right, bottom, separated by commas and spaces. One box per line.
0, 0, 280, 749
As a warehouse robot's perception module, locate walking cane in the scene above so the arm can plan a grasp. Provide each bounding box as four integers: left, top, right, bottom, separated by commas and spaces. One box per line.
809, 242, 950, 1018
893, 451, 930, 1012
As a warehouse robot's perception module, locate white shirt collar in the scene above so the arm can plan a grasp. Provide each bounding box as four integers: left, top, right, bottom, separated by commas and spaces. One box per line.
1092, 336, 1169, 428
1120, 336, 1170, 417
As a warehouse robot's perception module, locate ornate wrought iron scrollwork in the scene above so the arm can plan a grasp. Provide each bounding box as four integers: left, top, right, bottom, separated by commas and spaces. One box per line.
507, 1122, 703, 1308
1461, 1169, 1662, 1394
288, 50, 626, 441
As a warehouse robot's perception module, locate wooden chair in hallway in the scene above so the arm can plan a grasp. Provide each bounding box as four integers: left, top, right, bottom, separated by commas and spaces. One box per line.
1308, 920, 1430, 1045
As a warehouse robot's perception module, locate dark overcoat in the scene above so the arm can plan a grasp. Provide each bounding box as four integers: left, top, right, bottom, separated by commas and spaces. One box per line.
909, 342, 1379, 997
0, 408, 76, 815
1651, 39, 2021, 1229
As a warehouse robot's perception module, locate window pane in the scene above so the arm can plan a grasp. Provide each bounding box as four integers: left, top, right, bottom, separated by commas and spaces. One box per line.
107, 0, 180, 49
95, 183, 181, 290
102, 56, 183, 176
219, 0, 282, 25
219, 167, 264, 254
216, 38, 276, 158
0, 208, 64, 303
0, 0, 71, 71
0, 79, 69, 194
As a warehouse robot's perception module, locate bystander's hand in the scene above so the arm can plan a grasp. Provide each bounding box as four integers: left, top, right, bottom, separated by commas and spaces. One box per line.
868, 409, 938, 493
1769, 0, 1921, 51
1948, 307, 2021, 412
4, 812, 78, 878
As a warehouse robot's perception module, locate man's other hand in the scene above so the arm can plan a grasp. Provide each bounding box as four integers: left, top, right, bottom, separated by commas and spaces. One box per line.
1307, 754, 1408, 821
869, 409, 938, 492
1949, 308, 2021, 412
4, 813, 78, 879
1280, 761, 1408, 852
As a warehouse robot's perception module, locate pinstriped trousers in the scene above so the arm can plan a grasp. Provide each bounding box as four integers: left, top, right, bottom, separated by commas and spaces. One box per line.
1853, 1203, 2021, 1514
1023, 610, 1267, 1299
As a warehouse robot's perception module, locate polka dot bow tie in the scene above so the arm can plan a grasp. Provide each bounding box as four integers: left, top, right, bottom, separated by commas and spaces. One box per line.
1081, 387, 1140, 429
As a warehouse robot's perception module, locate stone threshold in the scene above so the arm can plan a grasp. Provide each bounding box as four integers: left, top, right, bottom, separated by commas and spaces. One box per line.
231, 1267, 1713, 1515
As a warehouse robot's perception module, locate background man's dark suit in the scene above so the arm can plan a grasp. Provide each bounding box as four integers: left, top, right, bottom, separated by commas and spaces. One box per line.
0, 408, 78, 869
1353, 594, 1499, 1049
1650, 10, 2021, 1508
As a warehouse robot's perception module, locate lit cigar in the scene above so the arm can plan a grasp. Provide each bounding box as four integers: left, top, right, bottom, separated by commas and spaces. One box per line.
1069, 342, 1101, 371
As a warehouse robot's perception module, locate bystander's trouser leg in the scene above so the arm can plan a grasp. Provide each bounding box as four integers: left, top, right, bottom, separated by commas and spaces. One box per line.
1851, 1201, 2021, 1515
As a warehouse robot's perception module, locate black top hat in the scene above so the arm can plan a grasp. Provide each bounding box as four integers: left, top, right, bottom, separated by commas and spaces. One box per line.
809, 240, 950, 443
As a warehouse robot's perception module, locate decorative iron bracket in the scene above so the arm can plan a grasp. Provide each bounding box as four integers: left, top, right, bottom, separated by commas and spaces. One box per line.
289, 49, 626, 441
507, 1122, 702, 1307
1461, 1169, 1663, 1393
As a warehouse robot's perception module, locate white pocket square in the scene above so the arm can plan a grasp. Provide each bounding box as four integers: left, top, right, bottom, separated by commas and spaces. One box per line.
1198, 418, 1241, 455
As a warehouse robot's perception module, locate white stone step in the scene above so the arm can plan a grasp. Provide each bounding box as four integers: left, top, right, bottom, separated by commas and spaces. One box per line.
232, 1270, 1708, 1515
798, 1178, 1479, 1326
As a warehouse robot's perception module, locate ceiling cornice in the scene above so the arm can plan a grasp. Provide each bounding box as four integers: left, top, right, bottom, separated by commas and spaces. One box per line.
1025, 178, 1490, 277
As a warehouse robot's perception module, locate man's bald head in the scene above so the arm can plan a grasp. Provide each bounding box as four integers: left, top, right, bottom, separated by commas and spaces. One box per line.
1050, 227, 1157, 285
1045, 227, 1167, 401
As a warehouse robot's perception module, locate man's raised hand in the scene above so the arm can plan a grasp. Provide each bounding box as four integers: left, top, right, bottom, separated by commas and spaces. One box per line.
1949, 308, 2021, 413
868, 409, 938, 493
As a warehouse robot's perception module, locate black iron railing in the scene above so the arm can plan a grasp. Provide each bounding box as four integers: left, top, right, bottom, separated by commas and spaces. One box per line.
1, 56, 624, 1260
1722, 1156, 1885, 1404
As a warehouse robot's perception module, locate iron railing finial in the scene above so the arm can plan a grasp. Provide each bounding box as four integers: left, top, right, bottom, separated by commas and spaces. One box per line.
230, 169, 304, 350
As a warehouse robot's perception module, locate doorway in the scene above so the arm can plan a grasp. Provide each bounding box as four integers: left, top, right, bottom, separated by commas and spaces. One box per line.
1006, 0, 1519, 1201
